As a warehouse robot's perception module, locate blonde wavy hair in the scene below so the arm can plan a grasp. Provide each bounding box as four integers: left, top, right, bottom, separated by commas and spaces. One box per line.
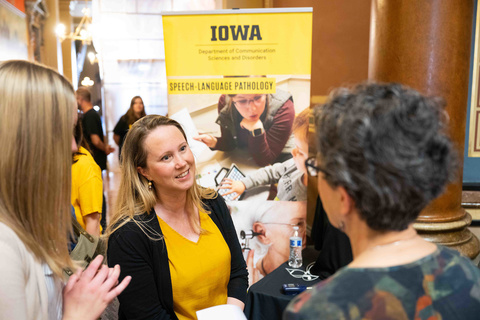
0, 60, 76, 278
107, 115, 216, 238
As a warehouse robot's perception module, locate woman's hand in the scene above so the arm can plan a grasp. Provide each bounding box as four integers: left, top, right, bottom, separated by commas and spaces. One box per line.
219, 179, 246, 200
63, 255, 131, 320
193, 134, 217, 148
240, 119, 264, 132
246, 249, 260, 286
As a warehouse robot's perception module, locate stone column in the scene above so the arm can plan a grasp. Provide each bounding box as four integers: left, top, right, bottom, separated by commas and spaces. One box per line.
59, 0, 73, 83
43, 0, 62, 71
369, 0, 478, 258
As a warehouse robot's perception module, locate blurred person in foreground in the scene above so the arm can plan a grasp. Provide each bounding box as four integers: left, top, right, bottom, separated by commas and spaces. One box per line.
107, 115, 248, 319
0, 60, 130, 320
284, 82, 480, 319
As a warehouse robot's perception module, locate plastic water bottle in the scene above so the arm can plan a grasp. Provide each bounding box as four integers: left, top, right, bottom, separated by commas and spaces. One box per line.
288, 226, 302, 268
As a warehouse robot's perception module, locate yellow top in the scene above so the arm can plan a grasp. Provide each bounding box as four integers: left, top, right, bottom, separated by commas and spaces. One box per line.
158, 211, 231, 320
71, 147, 103, 232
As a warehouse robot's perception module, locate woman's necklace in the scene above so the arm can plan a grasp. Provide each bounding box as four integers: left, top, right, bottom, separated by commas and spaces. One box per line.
366, 234, 419, 252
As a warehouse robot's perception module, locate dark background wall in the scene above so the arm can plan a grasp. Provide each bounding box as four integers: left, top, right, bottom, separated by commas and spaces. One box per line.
273, 0, 371, 96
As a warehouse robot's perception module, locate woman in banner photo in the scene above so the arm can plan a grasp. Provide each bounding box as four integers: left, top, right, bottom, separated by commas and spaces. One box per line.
284, 83, 480, 319
219, 107, 310, 201
193, 77, 296, 167
113, 95, 147, 159
107, 115, 248, 320
0, 60, 130, 320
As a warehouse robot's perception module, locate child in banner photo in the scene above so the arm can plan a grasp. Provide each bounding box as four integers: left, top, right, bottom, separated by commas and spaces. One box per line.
193, 77, 296, 167
219, 108, 309, 201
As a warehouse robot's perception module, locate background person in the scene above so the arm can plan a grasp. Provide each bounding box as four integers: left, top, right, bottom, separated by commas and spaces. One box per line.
194, 86, 295, 166
76, 86, 113, 231
284, 83, 480, 319
107, 115, 248, 319
72, 122, 103, 236
220, 107, 310, 201
76, 86, 114, 171
0, 60, 130, 320
113, 95, 147, 159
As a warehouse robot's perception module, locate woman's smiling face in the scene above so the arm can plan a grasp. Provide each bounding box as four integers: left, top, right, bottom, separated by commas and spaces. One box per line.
138, 125, 195, 195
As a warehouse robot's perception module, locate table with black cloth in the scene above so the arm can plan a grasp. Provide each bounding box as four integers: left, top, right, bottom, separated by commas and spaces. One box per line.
244, 248, 321, 320
244, 197, 353, 320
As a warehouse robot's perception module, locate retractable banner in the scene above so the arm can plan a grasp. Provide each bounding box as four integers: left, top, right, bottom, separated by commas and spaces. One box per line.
162, 8, 312, 286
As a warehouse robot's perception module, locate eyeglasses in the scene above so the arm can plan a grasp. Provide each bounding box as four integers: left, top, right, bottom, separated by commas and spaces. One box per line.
305, 157, 321, 177
232, 95, 265, 109
263, 221, 306, 232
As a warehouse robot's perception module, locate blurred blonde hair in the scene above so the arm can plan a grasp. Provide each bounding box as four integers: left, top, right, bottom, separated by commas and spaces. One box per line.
292, 107, 310, 142
107, 115, 216, 238
0, 60, 76, 278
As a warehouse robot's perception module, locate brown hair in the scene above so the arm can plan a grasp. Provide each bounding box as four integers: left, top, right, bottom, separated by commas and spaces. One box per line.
125, 96, 146, 126
73, 120, 92, 163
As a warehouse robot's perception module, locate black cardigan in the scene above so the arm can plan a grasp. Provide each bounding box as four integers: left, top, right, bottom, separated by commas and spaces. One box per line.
107, 196, 248, 320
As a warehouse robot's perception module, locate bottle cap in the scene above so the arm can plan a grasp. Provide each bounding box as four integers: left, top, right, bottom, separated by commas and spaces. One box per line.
293, 226, 299, 231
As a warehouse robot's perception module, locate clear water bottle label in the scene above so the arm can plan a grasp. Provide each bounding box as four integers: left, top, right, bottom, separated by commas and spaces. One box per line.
290, 239, 302, 247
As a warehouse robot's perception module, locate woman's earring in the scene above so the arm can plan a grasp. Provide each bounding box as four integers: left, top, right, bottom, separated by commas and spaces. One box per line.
338, 221, 345, 232
148, 180, 153, 190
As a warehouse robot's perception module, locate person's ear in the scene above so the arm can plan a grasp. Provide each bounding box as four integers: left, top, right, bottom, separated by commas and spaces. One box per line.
137, 166, 151, 181
253, 222, 270, 245
291, 147, 298, 158
337, 186, 354, 218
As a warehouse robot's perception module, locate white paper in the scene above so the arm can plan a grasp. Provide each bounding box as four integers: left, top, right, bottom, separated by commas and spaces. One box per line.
169, 108, 214, 160
196, 304, 247, 320
196, 160, 222, 188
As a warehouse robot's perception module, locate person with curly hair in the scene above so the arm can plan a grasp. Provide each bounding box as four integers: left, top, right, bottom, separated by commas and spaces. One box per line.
284, 82, 480, 319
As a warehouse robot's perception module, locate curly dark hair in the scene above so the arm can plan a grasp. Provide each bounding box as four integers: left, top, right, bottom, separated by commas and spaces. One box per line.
314, 82, 457, 231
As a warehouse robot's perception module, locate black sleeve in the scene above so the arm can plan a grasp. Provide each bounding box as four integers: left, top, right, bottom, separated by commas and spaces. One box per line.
310, 196, 353, 279
108, 224, 173, 320
83, 112, 103, 137
207, 197, 248, 302
114, 116, 128, 136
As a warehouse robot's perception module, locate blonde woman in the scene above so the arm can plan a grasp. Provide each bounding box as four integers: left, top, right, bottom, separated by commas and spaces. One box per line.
0, 60, 130, 320
107, 115, 248, 320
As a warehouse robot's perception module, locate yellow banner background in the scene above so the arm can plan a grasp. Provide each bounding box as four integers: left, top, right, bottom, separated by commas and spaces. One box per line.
167, 77, 276, 94
162, 12, 312, 77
